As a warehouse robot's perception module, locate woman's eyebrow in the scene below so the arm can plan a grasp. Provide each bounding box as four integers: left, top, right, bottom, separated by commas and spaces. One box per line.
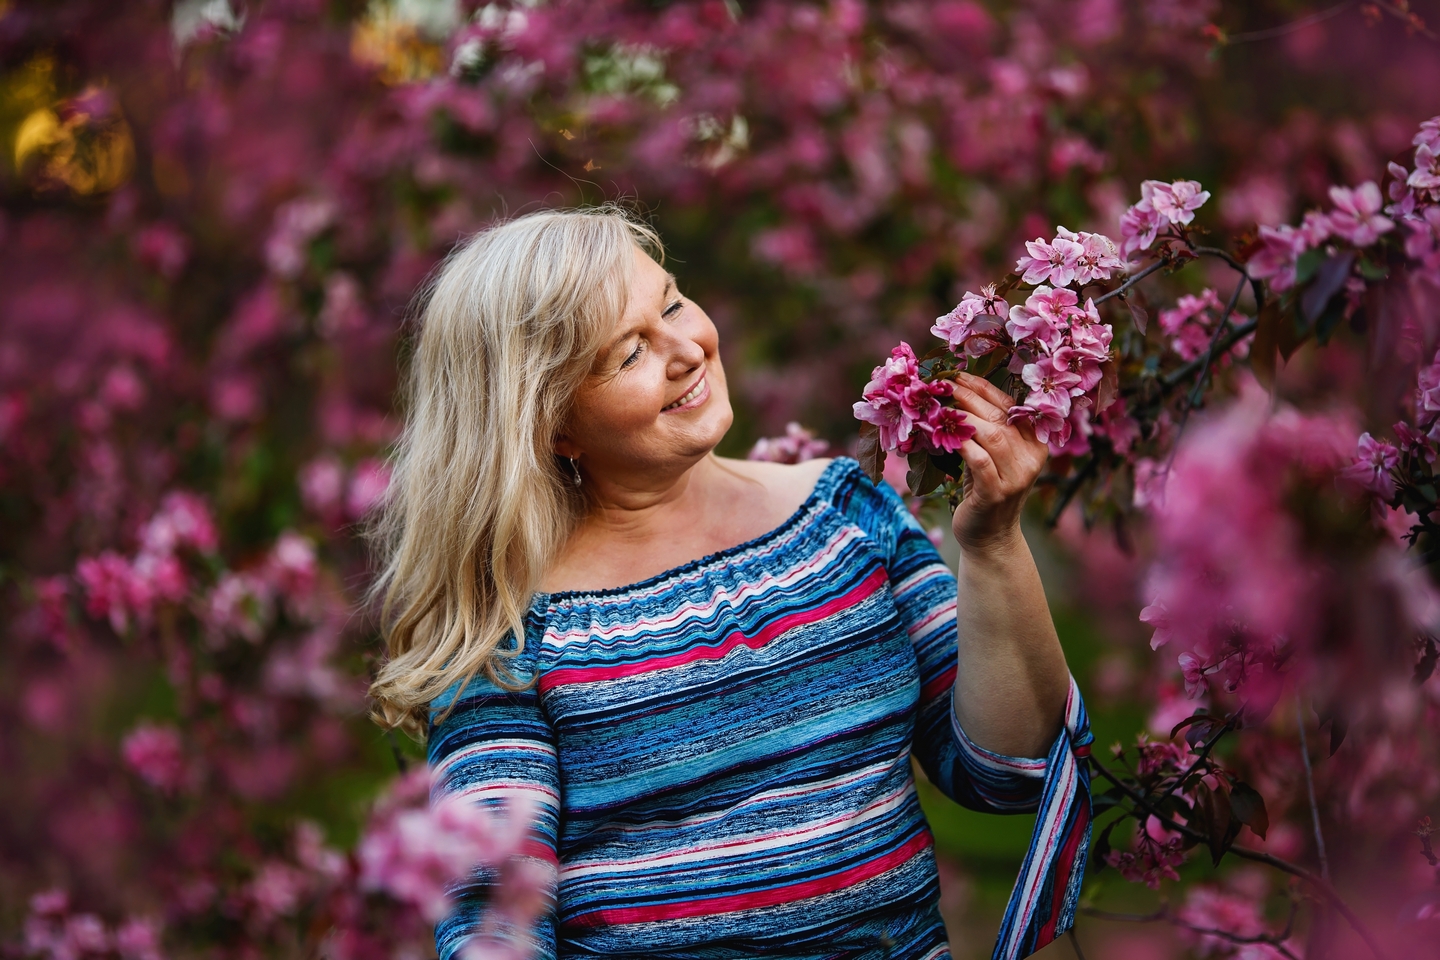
660, 273, 676, 303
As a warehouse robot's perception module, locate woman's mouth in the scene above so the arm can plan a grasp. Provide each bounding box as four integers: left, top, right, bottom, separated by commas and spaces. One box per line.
662, 375, 708, 412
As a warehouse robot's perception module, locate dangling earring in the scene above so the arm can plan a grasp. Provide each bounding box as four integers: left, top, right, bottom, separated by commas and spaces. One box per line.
568, 456, 583, 487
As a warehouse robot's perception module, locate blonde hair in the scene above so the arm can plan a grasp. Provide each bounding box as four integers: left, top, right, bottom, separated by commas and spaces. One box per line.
367, 205, 663, 736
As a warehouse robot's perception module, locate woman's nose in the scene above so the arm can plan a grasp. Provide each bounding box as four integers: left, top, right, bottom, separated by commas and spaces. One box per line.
664, 329, 706, 378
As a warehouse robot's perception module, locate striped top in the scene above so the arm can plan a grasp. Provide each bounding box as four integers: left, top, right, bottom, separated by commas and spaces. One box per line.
429, 458, 1092, 960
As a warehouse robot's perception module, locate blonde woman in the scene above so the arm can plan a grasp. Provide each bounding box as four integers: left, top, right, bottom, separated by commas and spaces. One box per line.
369, 207, 1093, 960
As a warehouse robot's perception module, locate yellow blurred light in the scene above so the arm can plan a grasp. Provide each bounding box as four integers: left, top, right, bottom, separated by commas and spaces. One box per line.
15, 107, 61, 166
14, 86, 134, 195
352, 10, 444, 85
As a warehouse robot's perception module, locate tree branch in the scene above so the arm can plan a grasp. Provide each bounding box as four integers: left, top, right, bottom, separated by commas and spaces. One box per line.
1081, 905, 1301, 960
1153, 718, 1236, 807
1087, 757, 1390, 960
1296, 695, 1332, 880
1094, 258, 1170, 305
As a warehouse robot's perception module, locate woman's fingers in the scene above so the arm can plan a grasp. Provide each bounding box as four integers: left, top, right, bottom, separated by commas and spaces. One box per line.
948, 380, 1009, 426
958, 437, 1002, 497
953, 371, 1019, 414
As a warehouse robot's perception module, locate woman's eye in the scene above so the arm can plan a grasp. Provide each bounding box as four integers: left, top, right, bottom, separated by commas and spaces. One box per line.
663, 299, 684, 319
620, 342, 645, 368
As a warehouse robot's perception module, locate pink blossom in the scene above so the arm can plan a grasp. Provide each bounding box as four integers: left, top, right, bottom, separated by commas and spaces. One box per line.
1119, 201, 1162, 257
1063, 228, 1125, 284
122, 723, 186, 793
346, 459, 392, 519
1005, 285, 1077, 349
1387, 160, 1417, 218
1091, 399, 1140, 455
1177, 885, 1293, 959
298, 455, 346, 517
1244, 223, 1307, 291
931, 286, 1007, 357
76, 552, 140, 633
1133, 734, 1193, 779
1139, 599, 1171, 649
854, 343, 923, 451
1408, 141, 1440, 197
1338, 432, 1399, 500
1020, 356, 1082, 418
915, 405, 976, 453
1394, 420, 1436, 463
1418, 352, 1440, 423
203, 573, 273, 645
1105, 814, 1186, 888
140, 492, 218, 556
113, 917, 164, 960
1047, 404, 1093, 457
1147, 179, 1211, 226
748, 422, 831, 463
1416, 116, 1440, 153
1008, 403, 1070, 447
1326, 182, 1393, 247
357, 770, 536, 922
248, 861, 304, 922
266, 531, 318, 601
264, 197, 335, 277
1014, 232, 1085, 286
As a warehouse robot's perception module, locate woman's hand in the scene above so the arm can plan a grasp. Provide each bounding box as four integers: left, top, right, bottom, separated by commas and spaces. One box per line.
947, 371, 1049, 551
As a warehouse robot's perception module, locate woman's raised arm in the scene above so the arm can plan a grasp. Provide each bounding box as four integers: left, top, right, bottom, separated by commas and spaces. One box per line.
945, 371, 1072, 759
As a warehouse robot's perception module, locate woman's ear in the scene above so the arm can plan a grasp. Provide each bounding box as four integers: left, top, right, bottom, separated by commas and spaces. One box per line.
553, 435, 580, 459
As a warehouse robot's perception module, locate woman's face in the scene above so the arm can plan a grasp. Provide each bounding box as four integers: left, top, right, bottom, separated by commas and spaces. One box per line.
558, 246, 733, 481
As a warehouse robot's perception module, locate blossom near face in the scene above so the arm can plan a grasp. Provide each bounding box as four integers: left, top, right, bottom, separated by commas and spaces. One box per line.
557, 247, 733, 480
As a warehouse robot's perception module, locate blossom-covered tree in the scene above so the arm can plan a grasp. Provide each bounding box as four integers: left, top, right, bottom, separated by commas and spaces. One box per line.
3, 1, 1440, 958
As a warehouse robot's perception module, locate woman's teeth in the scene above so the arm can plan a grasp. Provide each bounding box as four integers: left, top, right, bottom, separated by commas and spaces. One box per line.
664, 378, 705, 411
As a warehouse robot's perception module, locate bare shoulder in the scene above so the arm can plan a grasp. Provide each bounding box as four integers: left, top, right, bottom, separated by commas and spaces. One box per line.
714, 456, 834, 515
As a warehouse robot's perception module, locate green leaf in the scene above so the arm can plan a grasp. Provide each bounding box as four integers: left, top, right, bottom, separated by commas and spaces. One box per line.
1294, 248, 1324, 287
1229, 781, 1269, 839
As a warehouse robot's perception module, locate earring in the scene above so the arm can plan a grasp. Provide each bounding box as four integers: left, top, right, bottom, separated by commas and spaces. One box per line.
568, 456, 583, 487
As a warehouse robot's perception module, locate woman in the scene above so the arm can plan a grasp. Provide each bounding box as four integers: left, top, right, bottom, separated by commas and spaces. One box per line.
369, 207, 1092, 960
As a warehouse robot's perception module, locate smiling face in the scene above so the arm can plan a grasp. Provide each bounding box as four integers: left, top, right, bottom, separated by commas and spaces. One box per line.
556, 245, 733, 483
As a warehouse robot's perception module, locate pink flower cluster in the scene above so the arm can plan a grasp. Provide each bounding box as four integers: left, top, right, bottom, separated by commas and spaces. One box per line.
1138, 381, 1358, 714
1157, 288, 1251, 363
1119, 179, 1212, 257
1014, 226, 1125, 287
121, 723, 187, 794
75, 492, 217, 633
1178, 882, 1298, 959
852, 343, 976, 455
1106, 814, 1187, 889
23, 890, 163, 960
356, 770, 546, 924
1246, 181, 1393, 292
1003, 287, 1114, 451
747, 422, 830, 463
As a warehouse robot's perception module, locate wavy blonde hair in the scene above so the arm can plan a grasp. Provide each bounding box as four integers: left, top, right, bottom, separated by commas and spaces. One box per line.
368, 206, 662, 736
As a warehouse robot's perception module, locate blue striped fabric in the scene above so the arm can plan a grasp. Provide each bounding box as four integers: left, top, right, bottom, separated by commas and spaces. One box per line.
428, 458, 1091, 960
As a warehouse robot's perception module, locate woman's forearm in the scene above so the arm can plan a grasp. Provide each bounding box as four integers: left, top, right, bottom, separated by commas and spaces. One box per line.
951, 525, 1071, 758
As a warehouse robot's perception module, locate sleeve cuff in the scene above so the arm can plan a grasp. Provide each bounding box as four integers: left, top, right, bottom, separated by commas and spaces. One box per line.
949, 691, 1050, 811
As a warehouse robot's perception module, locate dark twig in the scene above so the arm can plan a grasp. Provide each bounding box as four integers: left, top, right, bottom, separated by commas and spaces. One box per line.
1094, 258, 1170, 305
1159, 317, 1261, 391
1153, 718, 1236, 806
1190, 244, 1251, 275
1220, 1, 1356, 43
1296, 696, 1332, 880
1044, 456, 1098, 527
1067, 928, 1088, 960
1186, 274, 1250, 410
1081, 905, 1301, 960
1087, 758, 1390, 960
